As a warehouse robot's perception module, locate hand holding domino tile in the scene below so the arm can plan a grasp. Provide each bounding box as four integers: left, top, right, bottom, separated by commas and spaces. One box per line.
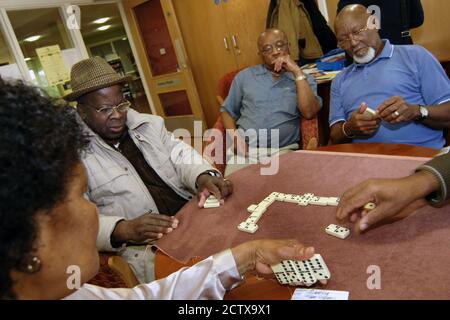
196, 173, 233, 208
336, 174, 436, 232
271, 254, 331, 287
343, 102, 381, 138
231, 239, 315, 277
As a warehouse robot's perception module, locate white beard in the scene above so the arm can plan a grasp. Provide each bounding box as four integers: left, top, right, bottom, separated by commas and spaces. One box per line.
353, 47, 376, 64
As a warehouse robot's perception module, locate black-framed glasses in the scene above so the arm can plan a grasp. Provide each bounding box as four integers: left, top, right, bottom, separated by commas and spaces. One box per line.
337, 26, 370, 48
259, 41, 288, 55
87, 100, 131, 116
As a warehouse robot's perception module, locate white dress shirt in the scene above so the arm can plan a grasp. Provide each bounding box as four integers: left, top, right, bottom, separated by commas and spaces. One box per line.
64, 249, 243, 300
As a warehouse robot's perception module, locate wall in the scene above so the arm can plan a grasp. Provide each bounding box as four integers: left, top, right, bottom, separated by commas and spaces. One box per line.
412, 0, 450, 61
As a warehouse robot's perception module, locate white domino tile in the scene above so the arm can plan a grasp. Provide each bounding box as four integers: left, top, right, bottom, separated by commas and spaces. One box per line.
237, 192, 342, 234
203, 195, 220, 208
271, 254, 331, 287
326, 197, 340, 206
325, 224, 350, 239
237, 222, 258, 234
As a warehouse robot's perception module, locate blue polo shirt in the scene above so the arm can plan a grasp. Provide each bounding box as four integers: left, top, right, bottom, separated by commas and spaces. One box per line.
221, 64, 321, 148
329, 40, 450, 149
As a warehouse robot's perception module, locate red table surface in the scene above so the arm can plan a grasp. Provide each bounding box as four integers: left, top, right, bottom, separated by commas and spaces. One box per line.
155, 149, 450, 299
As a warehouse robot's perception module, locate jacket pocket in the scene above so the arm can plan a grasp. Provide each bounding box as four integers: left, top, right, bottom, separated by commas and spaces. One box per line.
89, 166, 128, 204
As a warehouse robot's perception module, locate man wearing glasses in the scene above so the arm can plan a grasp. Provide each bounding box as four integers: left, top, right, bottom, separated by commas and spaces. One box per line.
329, 5, 450, 149
65, 57, 232, 283
220, 28, 322, 176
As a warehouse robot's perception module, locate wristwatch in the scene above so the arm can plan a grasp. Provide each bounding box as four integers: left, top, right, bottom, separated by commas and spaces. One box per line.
195, 170, 222, 188
417, 105, 429, 121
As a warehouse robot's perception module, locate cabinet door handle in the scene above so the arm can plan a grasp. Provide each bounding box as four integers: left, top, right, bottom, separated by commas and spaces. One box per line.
174, 38, 188, 69
231, 35, 241, 55
231, 35, 238, 49
223, 37, 230, 50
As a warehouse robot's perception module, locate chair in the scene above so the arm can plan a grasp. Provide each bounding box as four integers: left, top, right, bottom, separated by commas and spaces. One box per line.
87, 253, 139, 288
108, 255, 140, 288
203, 69, 319, 175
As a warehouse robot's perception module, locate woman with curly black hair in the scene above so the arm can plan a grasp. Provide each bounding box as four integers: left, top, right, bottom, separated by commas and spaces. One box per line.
0, 78, 97, 299
0, 78, 316, 299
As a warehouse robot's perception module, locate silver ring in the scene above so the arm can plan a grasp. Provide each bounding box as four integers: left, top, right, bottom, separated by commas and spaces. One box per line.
394, 111, 400, 117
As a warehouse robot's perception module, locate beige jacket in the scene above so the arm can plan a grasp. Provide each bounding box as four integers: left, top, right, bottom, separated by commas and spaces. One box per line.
81, 109, 214, 281
269, 0, 323, 60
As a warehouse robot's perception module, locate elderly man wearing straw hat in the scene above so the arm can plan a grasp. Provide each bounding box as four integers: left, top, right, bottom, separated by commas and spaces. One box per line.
65, 57, 233, 283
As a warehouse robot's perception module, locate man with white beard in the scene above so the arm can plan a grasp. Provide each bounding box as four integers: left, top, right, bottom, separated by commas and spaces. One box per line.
328, 5, 450, 149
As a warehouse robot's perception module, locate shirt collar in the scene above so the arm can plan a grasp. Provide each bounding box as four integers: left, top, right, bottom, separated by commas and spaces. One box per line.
351, 39, 394, 71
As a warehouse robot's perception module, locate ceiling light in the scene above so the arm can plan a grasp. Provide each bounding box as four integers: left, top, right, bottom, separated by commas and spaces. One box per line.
97, 25, 111, 31
24, 35, 41, 42
24, 57, 31, 61
93, 17, 110, 24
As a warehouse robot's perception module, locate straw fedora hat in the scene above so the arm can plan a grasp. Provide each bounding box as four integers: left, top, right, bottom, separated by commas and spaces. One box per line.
64, 56, 132, 101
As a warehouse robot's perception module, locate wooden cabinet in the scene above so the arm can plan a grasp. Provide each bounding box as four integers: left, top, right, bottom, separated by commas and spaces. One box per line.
172, 0, 270, 127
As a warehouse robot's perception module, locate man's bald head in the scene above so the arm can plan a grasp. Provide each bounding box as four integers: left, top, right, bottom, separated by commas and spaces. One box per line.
257, 29, 288, 48
335, 4, 371, 32
334, 4, 383, 64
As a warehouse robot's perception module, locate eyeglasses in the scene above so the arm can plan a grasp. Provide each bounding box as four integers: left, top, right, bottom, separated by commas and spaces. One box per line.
259, 41, 288, 55
87, 100, 131, 116
337, 27, 370, 49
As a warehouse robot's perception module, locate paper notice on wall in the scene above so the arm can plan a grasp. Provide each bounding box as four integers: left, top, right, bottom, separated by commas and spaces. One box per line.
36, 45, 70, 86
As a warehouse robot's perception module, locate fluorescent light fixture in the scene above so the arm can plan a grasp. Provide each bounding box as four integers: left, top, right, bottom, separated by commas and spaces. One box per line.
122, 37, 127, 41
24, 35, 41, 42
24, 57, 31, 61
93, 17, 110, 24
97, 25, 111, 31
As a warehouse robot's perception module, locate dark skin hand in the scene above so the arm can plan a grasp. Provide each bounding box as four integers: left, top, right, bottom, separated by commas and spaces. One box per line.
377, 96, 420, 124
336, 171, 438, 233
112, 212, 179, 244
346, 102, 381, 136
196, 174, 233, 207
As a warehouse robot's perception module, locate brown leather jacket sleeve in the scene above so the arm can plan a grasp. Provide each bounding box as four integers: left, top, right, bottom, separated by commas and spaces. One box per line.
416, 151, 450, 206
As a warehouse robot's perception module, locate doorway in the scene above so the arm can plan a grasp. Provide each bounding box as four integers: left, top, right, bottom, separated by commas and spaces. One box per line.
122, 0, 206, 136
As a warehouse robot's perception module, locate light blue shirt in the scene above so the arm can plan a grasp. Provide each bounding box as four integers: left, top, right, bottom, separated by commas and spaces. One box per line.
329, 40, 450, 149
221, 64, 321, 148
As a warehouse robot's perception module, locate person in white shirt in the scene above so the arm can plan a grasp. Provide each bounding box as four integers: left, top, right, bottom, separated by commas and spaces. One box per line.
0, 78, 316, 300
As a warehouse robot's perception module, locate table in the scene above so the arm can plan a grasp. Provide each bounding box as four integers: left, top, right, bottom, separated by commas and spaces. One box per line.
317, 142, 438, 157
155, 143, 449, 299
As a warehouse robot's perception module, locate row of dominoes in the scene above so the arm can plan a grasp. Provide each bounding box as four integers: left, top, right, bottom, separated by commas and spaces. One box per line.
237, 192, 278, 233
271, 254, 331, 287
237, 192, 340, 234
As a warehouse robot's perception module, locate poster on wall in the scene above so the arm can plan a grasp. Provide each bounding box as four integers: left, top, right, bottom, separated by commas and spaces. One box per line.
36, 45, 70, 86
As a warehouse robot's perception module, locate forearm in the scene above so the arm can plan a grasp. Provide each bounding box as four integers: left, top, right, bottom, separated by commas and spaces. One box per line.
402, 170, 440, 201
417, 153, 450, 205
417, 102, 450, 129
111, 220, 130, 245
230, 241, 257, 275
221, 111, 237, 130
70, 251, 242, 300
330, 122, 352, 144
296, 79, 321, 119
